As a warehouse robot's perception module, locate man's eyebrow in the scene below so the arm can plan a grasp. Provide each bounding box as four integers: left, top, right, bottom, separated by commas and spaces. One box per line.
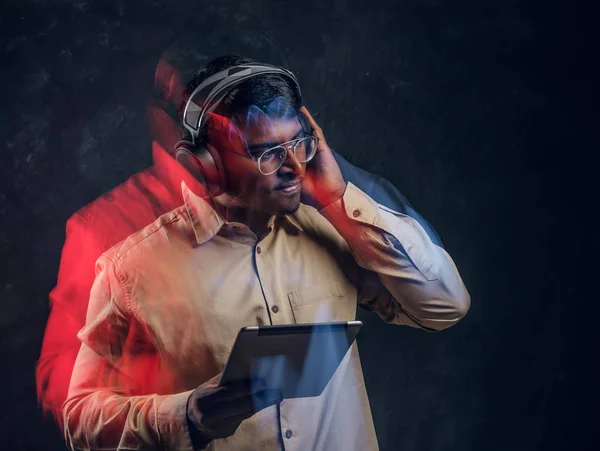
247, 130, 304, 153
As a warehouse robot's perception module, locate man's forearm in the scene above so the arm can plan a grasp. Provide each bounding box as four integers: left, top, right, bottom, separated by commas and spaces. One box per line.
63, 344, 197, 450
64, 371, 196, 450
36, 304, 82, 427
320, 182, 470, 331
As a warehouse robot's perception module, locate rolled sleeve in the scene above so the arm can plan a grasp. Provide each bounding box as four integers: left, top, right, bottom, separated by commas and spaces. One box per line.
321, 182, 470, 331
157, 390, 196, 451
63, 256, 198, 450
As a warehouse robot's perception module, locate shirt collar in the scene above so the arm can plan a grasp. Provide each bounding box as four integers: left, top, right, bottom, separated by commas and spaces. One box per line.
285, 213, 304, 233
181, 180, 305, 245
181, 180, 225, 245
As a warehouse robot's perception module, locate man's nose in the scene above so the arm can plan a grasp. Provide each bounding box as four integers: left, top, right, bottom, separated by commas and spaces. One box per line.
279, 148, 303, 176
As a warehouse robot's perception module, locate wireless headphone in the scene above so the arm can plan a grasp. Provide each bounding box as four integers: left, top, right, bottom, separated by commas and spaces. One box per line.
173, 63, 311, 197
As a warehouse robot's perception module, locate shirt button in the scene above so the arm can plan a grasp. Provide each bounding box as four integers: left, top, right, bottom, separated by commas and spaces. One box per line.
352, 209, 361, 217
271, 305, 279, 313
285, 429, 293, 439
256, 246, 262, 254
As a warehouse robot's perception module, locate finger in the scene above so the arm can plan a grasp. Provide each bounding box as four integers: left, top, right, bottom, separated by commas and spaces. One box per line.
215, 380, 266, 403
299, 106, 320, 132
204, 409, 262, 439
200, 410, 253, 439
231, 378, 268, 393
211, 389, 281, 421
213, 411, 254, 433
209, 400, 255, 423
299, 107, 326, 141
191, 380, 252, 410
211, 377, 268, 404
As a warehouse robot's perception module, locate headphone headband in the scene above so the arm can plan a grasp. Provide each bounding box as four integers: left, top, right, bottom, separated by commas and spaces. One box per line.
182, 64, 302, 143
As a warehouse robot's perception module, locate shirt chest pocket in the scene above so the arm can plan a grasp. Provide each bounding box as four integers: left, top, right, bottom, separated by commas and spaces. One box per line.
286, 281, 356, 324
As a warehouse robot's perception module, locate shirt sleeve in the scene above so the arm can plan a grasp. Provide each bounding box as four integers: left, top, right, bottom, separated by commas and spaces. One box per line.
320, 182, 471, 331
63, 255, 197, 451
331, 148, 444, 248
36, 213, 104, 428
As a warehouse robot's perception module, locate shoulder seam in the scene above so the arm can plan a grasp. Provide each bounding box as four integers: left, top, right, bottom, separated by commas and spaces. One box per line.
109, 206, 188, 261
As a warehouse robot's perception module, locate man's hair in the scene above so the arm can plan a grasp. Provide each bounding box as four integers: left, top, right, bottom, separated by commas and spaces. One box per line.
181, 54, 301, 143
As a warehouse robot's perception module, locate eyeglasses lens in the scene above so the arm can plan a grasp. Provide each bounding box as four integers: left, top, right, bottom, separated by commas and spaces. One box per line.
258, 137, 318, 175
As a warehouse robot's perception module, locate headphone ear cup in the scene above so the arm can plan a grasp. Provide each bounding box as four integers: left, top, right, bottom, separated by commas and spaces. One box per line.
202, 142, 227, 197
173, 140, 226, 198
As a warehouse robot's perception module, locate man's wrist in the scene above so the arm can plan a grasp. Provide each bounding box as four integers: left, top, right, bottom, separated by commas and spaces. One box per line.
319, 182, 382, 240
317, 183, 348, 212
186, 417, 212, 450
186, 394, 213, 450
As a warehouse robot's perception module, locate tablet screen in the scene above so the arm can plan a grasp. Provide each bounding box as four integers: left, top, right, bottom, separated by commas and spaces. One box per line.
219, 321, 362, 399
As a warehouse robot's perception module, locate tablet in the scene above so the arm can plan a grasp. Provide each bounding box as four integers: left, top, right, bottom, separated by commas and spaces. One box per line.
219, 321, 362, 399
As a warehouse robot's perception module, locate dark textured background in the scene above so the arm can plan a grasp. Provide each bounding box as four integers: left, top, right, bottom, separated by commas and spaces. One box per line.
0, 0, 595, 450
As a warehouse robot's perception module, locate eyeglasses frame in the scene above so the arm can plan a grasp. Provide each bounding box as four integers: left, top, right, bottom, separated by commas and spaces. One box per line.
250, 134, 320, 175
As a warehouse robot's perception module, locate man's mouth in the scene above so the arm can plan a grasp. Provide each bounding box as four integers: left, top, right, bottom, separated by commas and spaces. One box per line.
275, 180, 302, 194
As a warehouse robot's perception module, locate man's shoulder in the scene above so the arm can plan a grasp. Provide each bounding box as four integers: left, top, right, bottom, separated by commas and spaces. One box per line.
74, 167, 182, 233
102, 204, 193, 263
65, 166, 186, 252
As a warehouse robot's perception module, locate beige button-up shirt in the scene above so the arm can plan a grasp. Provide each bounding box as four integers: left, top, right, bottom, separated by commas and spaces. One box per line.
63, 181, 470, 451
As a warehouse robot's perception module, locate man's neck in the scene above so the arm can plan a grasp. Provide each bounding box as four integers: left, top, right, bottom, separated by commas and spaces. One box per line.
211, 194, 274, 239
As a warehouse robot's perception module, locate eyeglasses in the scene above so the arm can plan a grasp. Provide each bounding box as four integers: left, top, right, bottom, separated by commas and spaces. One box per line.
251, 135, 319, 175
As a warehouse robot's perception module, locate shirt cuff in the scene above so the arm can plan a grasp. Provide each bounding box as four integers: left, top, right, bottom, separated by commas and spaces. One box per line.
157, 390, 196, 451
320, 182, 379, 226
320, 182, 441, 281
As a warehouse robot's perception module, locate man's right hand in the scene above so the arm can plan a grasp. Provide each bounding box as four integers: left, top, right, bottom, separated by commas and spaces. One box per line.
186, 373, 283, 447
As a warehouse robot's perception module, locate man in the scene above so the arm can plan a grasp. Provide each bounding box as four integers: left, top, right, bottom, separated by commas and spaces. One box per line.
35, 55, 445, 432
55, 55, 469, 450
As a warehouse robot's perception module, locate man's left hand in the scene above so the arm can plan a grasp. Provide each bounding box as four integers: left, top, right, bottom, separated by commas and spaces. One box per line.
299, 106, 347, 210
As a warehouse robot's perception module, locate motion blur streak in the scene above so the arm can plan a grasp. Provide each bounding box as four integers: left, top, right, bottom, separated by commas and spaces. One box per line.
35, 141, 208, 428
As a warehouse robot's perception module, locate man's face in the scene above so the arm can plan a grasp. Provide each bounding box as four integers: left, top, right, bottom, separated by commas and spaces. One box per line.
208, 110, 306, 216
